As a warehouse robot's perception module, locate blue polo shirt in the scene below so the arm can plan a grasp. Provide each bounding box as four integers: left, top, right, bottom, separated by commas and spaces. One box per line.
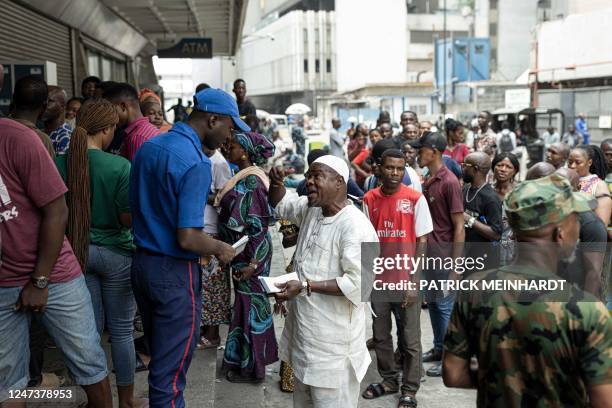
130, 121, 212, 259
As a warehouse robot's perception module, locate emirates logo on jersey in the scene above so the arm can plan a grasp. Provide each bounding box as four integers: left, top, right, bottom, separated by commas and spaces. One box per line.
396, 199, 413, 214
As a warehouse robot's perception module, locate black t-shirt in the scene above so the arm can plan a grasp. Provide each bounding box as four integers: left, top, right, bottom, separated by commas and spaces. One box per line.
463, 183, 503, 272
238, 99, 256, 117
558, 211, 608, 293
463, 183, 503, 243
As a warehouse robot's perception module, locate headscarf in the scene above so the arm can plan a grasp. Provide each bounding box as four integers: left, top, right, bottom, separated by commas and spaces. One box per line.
138, 88, 161, 105
235, 131, 275, 166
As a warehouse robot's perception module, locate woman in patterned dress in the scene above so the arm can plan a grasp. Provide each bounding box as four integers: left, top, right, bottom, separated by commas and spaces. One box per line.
568, 145, 612, 226
217, 131, 278, 383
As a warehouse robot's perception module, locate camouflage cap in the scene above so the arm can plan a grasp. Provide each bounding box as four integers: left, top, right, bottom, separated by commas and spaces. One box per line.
504, 173, 595, 231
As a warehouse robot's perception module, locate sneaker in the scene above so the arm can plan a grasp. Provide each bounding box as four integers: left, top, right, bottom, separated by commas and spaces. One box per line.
425, 362, 442, 377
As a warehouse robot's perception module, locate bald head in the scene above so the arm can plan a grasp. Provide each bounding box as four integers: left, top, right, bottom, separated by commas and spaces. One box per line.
526, 162, 556, 180
555, 167, 580, 192
42, 86, 67, 122
545, 142, 570, 169
464, 152, 491, 174
332, 118, 341, 129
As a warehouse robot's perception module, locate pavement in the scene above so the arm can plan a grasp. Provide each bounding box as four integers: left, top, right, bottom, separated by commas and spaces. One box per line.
35, 226, 476, 407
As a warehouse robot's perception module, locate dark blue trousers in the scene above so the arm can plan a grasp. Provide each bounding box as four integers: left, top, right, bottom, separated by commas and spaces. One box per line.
131, 251, 202, 408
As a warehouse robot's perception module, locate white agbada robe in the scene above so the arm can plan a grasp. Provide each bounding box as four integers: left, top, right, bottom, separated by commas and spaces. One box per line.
275, 190, 379, 389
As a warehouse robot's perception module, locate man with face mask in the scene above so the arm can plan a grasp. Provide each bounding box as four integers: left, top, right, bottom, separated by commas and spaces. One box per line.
462, 152, 503, 270
443, 174, 612, 407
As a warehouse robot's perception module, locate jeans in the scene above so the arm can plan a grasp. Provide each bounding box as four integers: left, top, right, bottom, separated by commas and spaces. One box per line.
85, 245, 136, 386
0, 275, 108, 402
428, 293, 456, 352
131, 250, 201, 408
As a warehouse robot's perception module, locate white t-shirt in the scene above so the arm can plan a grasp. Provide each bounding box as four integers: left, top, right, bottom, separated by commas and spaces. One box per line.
204, 150, 232, 235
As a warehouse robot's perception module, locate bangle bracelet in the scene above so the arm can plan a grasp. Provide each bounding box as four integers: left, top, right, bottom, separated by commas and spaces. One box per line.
306, 279, 312, 296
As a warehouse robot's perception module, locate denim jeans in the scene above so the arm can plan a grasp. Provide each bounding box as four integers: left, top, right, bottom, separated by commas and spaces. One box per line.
427, 293, 456, 352
0, 275, 108, 402
85, 245, 136, 386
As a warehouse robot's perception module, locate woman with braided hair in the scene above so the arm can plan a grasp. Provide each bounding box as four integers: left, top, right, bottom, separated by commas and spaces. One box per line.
55, 99, 147, 408
568, 144, 612, 226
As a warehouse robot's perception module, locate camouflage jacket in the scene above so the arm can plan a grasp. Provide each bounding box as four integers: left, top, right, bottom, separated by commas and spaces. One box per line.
444, 264, 612, 407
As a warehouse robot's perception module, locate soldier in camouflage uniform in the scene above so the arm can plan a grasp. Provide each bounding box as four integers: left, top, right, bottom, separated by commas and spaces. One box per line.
442, 173, 612, 407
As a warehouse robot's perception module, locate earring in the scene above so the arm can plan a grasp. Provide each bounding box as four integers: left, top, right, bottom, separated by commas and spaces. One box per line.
241, 154, 247, 161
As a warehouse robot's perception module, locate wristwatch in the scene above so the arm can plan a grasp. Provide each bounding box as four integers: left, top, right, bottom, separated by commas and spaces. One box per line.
466, 216, 476, 228
31, 276, 49, 289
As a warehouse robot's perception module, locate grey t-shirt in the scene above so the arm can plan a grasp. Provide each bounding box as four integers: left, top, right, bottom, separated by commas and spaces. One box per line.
329, 128, 346, 158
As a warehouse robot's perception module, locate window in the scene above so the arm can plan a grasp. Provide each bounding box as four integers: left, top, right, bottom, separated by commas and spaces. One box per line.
101, 58, 112, 81
87, 48, 126, 82
490, 0, 498, 10
489, 23, 498, 36
326, 59, 331, 73
411, 30, 434, 44
315, 59, 320, 73
304, 59, 309, 73
87, 52, 100, 77
410, 30, 469, 44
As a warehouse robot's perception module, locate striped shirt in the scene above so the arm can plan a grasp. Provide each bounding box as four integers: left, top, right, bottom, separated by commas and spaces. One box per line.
121, 117, 160, 162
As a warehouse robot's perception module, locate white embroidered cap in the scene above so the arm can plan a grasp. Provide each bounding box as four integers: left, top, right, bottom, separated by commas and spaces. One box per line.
312, 155, 349, 184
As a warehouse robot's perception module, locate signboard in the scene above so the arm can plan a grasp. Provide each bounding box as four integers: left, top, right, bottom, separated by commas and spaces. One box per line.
157, 38, 212, 59
0, 61, 56, 116
505, 89, 530, 110
598, 115, 612, 129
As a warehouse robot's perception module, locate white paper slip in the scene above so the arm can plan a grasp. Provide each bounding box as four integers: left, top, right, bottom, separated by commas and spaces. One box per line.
258, 272, 299, 294
232, 236, 249, 256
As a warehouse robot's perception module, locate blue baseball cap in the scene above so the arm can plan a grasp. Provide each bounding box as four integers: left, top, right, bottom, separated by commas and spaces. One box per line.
192, 88, 250, 132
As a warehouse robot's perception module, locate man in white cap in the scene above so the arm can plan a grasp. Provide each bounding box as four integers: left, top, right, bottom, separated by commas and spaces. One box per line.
269, 155, 379, 407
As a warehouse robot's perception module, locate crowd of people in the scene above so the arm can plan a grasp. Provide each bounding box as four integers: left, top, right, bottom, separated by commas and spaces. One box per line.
0, 68, 611, 408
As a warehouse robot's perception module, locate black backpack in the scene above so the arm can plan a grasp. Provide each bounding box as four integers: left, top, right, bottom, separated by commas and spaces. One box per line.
499, 131, 514, 153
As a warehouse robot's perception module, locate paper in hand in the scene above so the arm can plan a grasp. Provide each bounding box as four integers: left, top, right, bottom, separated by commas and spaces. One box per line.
232, 235, 249, 256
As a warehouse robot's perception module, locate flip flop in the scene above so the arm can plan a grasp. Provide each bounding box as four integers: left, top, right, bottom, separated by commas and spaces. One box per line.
398, 394, 418, 407
196, 336, 220, 350
362, 383, 398, 400
225, 370, 263, 384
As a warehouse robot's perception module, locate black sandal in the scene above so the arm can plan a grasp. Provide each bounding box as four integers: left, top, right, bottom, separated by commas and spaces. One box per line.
225, 370, 263, 384
362, 383, 398, 400
398, 395, 418, 407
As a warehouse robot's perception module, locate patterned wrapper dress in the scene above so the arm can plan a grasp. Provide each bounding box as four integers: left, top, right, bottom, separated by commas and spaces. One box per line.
220, 174, 279, 379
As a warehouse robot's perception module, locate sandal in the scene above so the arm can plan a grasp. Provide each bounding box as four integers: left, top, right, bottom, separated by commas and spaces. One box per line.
225, 370, 262, 384
196, 336, 220, 350
362, 383, 398, 400
398, 395, 418, 407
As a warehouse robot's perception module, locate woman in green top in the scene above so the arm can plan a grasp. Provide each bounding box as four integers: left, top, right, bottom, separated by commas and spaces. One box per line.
56, 99, 147, 408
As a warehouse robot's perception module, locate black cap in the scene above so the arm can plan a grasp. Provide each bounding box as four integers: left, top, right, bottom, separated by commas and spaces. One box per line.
409, 131, 447, 152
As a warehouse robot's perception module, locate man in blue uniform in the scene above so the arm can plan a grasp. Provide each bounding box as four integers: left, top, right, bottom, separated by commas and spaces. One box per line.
130, 88, 246, 407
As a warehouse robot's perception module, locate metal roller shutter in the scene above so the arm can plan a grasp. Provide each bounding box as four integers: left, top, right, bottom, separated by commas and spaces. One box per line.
0, 0, 73, 95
